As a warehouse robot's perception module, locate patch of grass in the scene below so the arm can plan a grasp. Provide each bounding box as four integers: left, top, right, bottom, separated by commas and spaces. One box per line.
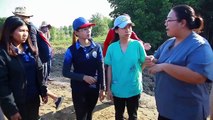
93, 35, 106, 43
50, 39, 71, 51
50, 35, 106, 51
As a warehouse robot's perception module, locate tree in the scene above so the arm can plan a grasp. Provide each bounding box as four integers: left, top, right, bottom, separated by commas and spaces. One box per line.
68, 25, 73, 38
107, 0, 172, 52
0, 17, 6, 38
49, 26, 72, 41
49, 26, 57, 41
90, 13, 111, 37
107, 0, 213, 53
198, 0, 213, 48
0, 17, 6, 25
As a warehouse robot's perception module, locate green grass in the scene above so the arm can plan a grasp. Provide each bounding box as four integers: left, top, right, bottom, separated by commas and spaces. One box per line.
50, 35, 106, 51
50, 40, 72, 49
50, 39, 71, 51
93, 35, 106, 43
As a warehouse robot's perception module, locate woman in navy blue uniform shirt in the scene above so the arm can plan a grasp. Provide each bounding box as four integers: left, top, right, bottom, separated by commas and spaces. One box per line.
62, 17, 105, 120
0, 16, 48, 120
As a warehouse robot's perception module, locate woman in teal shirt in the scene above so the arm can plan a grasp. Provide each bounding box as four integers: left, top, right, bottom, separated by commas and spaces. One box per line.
105, 15, 146, 120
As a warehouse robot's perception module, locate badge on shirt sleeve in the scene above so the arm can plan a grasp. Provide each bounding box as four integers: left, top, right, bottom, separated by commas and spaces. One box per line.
92, 51, 97, 58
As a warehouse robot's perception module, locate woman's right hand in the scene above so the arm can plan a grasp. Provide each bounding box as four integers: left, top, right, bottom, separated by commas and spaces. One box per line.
99, 90, 106, 102
106, 90, 113, 102
144, 55, 156, 67
143, 43, 151, 51
10, 112, 22, 120
83, 75, 97, 84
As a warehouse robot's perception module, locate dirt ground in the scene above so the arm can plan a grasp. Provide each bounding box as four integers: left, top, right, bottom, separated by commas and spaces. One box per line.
39, 81, 157, 120
38, 50, 158, 120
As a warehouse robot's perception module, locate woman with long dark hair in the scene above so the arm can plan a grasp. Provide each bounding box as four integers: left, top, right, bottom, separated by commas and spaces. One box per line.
0, 16, 48, 120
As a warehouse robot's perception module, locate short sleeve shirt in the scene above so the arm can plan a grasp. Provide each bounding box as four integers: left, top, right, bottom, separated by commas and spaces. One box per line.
105, 39, 146, 98
154, 32, 213, 119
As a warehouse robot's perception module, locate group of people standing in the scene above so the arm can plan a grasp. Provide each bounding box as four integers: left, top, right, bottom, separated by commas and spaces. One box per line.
62, 4, 213, 120
0, 6, 62, 120
0, 4, 213, 120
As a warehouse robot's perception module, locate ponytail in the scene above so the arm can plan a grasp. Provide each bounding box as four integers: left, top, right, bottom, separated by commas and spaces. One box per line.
72, 31, 77, 45
192, 17, 204, 34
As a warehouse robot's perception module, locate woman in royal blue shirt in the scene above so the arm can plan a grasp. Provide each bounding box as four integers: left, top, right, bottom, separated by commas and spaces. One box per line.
62, 17, 105, 120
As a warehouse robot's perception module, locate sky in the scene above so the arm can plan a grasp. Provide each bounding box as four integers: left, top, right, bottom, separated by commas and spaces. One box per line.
0, 0, 114, 28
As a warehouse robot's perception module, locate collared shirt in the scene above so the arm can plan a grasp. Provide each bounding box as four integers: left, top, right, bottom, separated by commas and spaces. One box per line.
105, 39, 146, 98
62, 39, 105, 91
154, 32, 213, 120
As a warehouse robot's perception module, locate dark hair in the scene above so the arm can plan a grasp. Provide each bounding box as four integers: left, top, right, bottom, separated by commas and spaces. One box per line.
111, 27, 120, 43
172, 4, 204, 32
0, 16, 37, 56
111, 13, 131, 43
72, 31, 78, 45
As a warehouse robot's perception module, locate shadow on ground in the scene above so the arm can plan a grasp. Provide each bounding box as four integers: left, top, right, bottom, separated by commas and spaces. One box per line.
40, 103, 112, 120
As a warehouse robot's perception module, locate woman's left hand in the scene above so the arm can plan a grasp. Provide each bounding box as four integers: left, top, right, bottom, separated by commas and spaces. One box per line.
99, 90, 105, 102
148, 64, 164, 74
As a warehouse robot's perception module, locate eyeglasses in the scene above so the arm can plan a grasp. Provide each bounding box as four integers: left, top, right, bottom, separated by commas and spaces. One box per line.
165, 19, 178, 23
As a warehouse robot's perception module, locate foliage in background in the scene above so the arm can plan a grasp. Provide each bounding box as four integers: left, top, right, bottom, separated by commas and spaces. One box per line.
0, 17, 6, 38
1, 1, 213, 52
49, 13, 111, 42
50, 35, 106, 53
50, 39, 71, 51
90, 13, 111, 37
107, 0, 213, 53
49, 25, 72, 41
0, 14, 108, 55
0, 17, 6, 26
198, 0, 213, 47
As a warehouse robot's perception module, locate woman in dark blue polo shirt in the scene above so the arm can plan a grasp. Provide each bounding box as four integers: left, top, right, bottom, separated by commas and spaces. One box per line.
62, 17, 105, 120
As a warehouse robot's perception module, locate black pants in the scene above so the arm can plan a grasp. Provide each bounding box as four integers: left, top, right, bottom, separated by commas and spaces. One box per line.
72, 88, 99, 120
104, 64, 108, 89
47, 59, 52, 77
17, 102, 40, 120
43, 62, 48, 81
113, 94, 140, 120
5, 98, 40, 120
43, 59, 52, 81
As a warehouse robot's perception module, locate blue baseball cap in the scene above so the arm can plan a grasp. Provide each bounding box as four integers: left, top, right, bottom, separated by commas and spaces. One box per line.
113, 15, 135, 29
73, 17, 95, 31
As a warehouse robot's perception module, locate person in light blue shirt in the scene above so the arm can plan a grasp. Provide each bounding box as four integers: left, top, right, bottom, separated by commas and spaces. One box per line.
145, 4, 213, 120
105, 15, 146, 120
